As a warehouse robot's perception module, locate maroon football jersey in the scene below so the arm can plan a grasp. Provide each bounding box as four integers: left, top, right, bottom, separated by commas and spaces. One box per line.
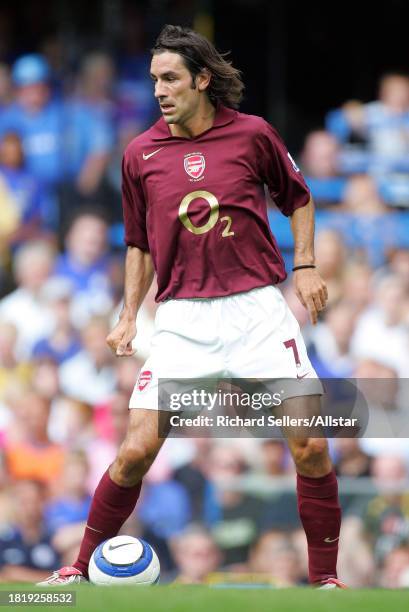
122, 104, 311, 302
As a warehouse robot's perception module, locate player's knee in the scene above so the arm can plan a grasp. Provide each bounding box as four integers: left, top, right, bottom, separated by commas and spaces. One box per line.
114, 440, 157, 486
293, 438, 330, 475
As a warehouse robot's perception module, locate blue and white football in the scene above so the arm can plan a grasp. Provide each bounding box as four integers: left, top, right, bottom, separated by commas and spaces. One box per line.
88, 535, 160, 585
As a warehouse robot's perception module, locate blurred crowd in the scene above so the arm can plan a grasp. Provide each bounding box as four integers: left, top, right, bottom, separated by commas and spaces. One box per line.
0, 41, 409, 588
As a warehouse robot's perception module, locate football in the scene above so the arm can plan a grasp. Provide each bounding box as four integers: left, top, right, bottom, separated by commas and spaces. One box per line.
88, 535, 160, 586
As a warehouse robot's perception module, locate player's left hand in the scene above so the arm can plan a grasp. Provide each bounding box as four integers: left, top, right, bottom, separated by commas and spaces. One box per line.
293, 268, 328, 325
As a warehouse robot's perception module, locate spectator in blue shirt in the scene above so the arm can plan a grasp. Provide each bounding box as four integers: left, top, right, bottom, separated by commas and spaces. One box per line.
0, 131, 54, 247
326, 73, 409, 174
63, 99, 115, 197
301, 130, 347, 206
0, 54, 114, 198
44, 451, 92, 535
54, 209, 113, 326
31, 277, 81, 364
75, 52, 116, 127
0, 54, 65, 186
0, 480, 60, 582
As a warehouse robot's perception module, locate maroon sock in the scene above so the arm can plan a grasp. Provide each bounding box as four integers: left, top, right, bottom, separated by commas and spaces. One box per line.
73, 469, 142, 578
296, 469, 341, 584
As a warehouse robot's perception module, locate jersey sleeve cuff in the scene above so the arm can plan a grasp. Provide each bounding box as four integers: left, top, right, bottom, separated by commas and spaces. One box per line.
125, 239, 150, 252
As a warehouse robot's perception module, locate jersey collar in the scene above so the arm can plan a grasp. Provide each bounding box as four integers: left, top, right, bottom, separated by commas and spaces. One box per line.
150, 104, 237, 141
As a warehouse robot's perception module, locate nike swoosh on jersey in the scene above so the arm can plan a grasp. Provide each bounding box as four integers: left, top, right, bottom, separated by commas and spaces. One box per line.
324, 537, 339, 543
142, 147, 164, 160
297, 372, 309, 379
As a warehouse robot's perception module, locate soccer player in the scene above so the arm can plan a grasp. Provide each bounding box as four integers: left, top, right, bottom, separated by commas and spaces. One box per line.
39, 25, 346, 588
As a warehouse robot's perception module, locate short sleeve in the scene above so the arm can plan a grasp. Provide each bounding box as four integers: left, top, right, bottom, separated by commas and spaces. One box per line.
122, 149, 149, 251
258, 121, 311, 216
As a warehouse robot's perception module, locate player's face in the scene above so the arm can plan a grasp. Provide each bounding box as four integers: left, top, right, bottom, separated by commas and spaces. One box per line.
150, 51, 203, 126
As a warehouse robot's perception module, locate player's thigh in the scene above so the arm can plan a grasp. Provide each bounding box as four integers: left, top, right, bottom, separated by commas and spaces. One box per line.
130, 299, 225, 411
130, 362, 221, 411
228, 286, 315, 379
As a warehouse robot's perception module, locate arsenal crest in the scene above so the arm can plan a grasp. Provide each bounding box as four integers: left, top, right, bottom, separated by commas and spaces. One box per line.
137, 370, 152, 391
184, 154, 205, 180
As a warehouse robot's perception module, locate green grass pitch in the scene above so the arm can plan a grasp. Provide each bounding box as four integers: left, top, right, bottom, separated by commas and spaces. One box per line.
2, 585, 409, 612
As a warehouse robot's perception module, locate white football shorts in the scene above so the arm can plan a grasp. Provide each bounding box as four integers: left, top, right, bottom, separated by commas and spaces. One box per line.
129, 284, 322, 410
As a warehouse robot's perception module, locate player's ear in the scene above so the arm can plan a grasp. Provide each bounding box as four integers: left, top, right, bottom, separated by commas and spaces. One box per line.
196, 68, 211, 92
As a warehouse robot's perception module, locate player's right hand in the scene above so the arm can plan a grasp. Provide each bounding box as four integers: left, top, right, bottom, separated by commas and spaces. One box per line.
106, 318, 137, 356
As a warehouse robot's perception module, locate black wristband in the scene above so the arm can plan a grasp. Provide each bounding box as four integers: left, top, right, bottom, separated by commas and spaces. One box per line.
292, 264, 316, 272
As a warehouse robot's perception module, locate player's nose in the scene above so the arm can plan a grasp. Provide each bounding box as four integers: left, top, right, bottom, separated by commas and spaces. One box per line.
154, 82, 167, 99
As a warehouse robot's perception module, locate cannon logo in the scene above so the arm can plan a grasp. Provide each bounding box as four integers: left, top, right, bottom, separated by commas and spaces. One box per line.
137, 370, 152, 391
184, 153, 205, 181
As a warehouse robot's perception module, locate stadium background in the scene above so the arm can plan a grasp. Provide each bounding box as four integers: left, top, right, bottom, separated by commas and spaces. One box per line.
0, 0, 409, 588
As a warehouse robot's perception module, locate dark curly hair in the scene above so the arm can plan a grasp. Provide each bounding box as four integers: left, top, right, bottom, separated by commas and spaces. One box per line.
151, 24, 244, 109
